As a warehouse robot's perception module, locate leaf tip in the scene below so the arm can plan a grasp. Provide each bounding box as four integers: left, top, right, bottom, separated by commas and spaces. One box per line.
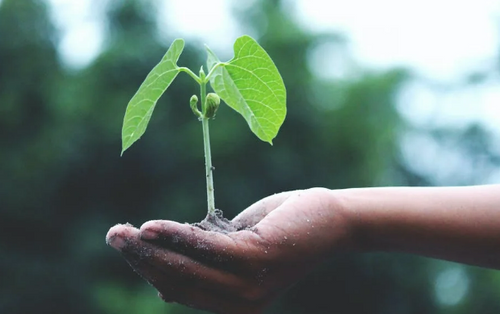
205, 44, 217, 57
174, 38, 185, 45
121, 138, 132, 156
266, 139, 274, 146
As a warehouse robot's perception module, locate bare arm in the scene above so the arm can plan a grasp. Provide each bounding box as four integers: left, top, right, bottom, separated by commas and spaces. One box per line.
106, 185, 500, 313
343, 184, 500, 268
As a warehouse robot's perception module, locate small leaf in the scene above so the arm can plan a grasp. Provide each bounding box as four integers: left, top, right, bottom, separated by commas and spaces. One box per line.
121, 38, 184, 154
206, 35, 286, 144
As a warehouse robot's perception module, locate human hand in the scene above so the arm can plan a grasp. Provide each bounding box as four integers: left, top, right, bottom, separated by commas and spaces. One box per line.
106, 188, 354, 314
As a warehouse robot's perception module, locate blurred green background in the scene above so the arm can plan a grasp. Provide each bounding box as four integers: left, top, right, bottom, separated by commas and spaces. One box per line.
1, 0, 500, 313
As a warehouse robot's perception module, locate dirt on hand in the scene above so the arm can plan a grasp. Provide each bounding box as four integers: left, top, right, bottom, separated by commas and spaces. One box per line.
193, 209, 240, 233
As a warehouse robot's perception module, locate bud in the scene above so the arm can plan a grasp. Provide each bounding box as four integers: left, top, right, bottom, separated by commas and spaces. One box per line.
199, 66, 206, 80
190, 95, 201, 119
204, 93, 220, 119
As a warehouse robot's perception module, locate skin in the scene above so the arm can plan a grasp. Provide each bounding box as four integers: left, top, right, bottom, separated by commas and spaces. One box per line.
106, 185, 500, 314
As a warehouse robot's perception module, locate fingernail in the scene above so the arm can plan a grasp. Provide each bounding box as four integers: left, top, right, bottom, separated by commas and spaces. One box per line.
107, 235, 126, 251
141, 229, 158, 240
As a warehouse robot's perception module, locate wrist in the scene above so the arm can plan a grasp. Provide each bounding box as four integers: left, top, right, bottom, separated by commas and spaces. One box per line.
333, 188, 377, 253
309, 187, 363, 253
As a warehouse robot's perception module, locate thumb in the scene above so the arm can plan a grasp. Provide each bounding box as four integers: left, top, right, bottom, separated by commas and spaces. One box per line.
232, 191, 295, 229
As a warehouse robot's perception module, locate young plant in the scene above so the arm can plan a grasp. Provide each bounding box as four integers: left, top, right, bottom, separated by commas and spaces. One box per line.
121, 35, 286, 229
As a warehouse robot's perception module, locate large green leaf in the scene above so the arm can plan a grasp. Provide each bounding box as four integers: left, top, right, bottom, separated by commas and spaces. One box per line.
121, 38, 184, 154
207, 35, 286, 144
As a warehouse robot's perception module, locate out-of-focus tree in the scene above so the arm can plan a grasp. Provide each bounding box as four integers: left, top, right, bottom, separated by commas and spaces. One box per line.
0, 0, 89, 312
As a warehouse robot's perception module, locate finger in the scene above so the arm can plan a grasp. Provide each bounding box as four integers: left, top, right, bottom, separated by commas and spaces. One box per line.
112, 224, 258, 293
108, 225, 270, 312
129, 238, 247, 290
107, 224, 213, 283
106, 223, 139, 251
139, 220, 266, 266
123, 251, 266, 314
232, 191, 295, 229
119, 234, 268, 313
107, 224, 179, 290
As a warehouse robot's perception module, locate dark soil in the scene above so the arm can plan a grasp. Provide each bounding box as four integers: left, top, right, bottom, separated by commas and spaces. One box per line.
193, 209, 239, 233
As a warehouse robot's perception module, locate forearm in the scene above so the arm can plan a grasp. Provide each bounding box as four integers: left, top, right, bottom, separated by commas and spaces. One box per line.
337, 185, 500, 269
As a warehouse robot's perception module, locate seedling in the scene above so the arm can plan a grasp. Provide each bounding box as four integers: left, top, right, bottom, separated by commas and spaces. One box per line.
121, 35, 286, 230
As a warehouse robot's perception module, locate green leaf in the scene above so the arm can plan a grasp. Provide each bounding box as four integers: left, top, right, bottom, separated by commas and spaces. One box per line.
121, 38, 184, 154
206, 35, 286, 144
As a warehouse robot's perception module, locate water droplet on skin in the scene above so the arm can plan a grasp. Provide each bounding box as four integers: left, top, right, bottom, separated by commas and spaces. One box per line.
307, 219, 310, 223
284, 236, 288, 240
265, 250, 268, 254
293, 243, 296, 246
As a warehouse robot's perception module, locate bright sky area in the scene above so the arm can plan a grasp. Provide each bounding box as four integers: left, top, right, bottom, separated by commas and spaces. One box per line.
45, 0, 500, 184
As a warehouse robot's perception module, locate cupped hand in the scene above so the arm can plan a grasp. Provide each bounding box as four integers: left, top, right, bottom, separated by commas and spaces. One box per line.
106, 188, 354, 314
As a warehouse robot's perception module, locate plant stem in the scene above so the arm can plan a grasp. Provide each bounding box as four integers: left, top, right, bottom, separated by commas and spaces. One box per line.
200, 81, 216, 216
179, 67, 201, 83
205, 62, 225, 81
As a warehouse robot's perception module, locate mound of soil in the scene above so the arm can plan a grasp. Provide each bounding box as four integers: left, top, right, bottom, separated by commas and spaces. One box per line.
193, 209, 239, 233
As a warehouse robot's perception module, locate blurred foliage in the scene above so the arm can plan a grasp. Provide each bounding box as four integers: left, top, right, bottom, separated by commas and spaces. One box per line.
1, 0, 499, 313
